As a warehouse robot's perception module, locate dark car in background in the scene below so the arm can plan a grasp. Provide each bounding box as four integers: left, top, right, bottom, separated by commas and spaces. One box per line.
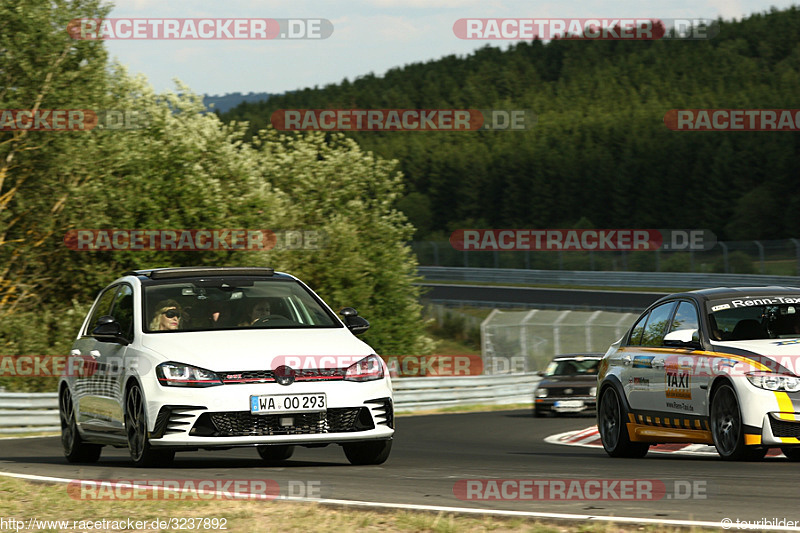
533, 354, 601, 417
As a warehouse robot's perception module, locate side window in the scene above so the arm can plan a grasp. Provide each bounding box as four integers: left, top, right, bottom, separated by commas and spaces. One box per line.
85, 286, 119, 335
110, 284, 134, 341
628, 313, 648, 346
641, 301, 677, 347
669, 301, 700, 340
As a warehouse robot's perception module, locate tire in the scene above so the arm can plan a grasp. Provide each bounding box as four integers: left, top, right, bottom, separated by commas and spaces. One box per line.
343, 440, 392, 465
59, 386, 102, 463
781, 447, 800, 461
710, 383, 766, 461
532, 407, 543, 418
256, 445, 295, 464
125, 383, 175, 467
597, 386, 649, 458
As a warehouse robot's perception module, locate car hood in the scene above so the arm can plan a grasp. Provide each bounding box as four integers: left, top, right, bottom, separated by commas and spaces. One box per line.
139, 328, 375, 371
712, 338, 800, 357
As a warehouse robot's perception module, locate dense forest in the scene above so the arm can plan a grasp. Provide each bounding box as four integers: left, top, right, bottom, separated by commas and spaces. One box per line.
222, 8, 800, 241
203, 91, 275, 113
0, 0, 433, 386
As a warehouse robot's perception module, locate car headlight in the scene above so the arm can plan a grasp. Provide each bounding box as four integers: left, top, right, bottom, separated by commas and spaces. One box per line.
746, 372, 800, 392
344, 354, 384, 382
157, 362, 222, 387
536, 388, 548, 398
589, 386, 597, 396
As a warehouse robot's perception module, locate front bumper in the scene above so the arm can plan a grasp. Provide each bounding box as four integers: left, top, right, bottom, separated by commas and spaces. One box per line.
760, 412, 800, 446
534, 396, 596, 414
143, 378, 394, 447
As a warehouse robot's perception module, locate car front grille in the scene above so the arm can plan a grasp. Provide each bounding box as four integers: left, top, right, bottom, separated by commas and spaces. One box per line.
769, 415, 800, 438
194, 407, 374, 437
219, 369, 346, 384
545, 386, 594, 397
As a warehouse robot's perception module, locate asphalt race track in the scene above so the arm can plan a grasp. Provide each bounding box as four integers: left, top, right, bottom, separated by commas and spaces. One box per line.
2, 410, 797, 528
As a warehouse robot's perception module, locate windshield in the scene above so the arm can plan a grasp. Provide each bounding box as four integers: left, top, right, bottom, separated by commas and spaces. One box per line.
708, 297, 800, 341
544, 358, 599, 376
143, 278, 340, 332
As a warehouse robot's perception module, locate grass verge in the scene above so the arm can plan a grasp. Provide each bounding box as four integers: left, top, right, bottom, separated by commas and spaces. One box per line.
0, 475, 716, 532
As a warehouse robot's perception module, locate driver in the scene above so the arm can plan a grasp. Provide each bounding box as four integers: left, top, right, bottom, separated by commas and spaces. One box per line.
241, 300, 271, 326
150, 299, 183, 331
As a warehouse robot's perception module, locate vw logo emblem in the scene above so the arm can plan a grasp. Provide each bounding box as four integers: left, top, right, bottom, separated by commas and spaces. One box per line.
564, 388, 573, 394
274, 365, 296, 386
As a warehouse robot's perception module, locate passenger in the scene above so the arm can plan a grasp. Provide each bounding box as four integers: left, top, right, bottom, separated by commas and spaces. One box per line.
150, 299, 183, 331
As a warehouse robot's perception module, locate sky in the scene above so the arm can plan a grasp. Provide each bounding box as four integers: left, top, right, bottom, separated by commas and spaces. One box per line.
100, 0, 799, 97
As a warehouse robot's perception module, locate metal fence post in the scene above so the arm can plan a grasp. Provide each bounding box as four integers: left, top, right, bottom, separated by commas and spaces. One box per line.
754, 240, 765, 274
719, 241, 729, 273
792, 239, 800, 276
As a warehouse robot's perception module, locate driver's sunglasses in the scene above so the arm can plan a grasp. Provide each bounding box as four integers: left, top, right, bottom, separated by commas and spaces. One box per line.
163, 309, 181, 319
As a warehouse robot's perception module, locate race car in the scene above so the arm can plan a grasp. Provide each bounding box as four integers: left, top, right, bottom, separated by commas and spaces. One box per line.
58, 266, 394, 467
597, 286, 800, 460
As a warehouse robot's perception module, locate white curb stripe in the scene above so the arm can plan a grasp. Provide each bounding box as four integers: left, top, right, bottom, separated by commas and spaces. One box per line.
4, 470, 798, 530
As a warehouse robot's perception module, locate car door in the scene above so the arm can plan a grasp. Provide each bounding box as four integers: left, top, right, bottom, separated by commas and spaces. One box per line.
656, 299, 706, 416
617, 310, 650, 411
623, 301, 678, 412
94, 283, 134, 434
72, 285, 118, 429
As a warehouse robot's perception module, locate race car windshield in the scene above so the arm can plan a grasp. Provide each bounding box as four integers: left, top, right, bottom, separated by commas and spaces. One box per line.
544, 359, 599, 376
143, 279, 340, 332
708, 298, 800, 341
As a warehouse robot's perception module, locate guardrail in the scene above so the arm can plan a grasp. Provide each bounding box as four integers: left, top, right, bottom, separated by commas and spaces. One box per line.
393, 373, 540, 410
0, 375, 541, 432
0, 392, 59, 433
418, 266, 800, 289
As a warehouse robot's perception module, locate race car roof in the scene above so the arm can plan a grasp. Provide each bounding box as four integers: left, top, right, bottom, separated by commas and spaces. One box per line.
650, 286, 800, 306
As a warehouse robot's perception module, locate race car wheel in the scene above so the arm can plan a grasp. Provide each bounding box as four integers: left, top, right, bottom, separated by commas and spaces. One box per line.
257, 445, 295, 464
710, 383, 766, 461
343, 439, 392, 465
59, 386, 102, 463
125, 383, 175, 467
597, 386, 649, 458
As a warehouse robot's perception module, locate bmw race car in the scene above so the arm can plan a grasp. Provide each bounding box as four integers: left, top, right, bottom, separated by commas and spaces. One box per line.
597, 287, 800, 460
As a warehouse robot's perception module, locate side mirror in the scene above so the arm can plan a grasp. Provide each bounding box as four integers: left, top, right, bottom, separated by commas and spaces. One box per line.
339, 307, 370, 335
663, 329, 700, 349
91, 315, 130, 346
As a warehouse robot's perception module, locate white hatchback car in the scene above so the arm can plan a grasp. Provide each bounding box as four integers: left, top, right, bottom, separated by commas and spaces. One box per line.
58, 267, 394, 467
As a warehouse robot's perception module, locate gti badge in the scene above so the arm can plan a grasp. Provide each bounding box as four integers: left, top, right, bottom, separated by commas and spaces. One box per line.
274, 365, 296, 386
